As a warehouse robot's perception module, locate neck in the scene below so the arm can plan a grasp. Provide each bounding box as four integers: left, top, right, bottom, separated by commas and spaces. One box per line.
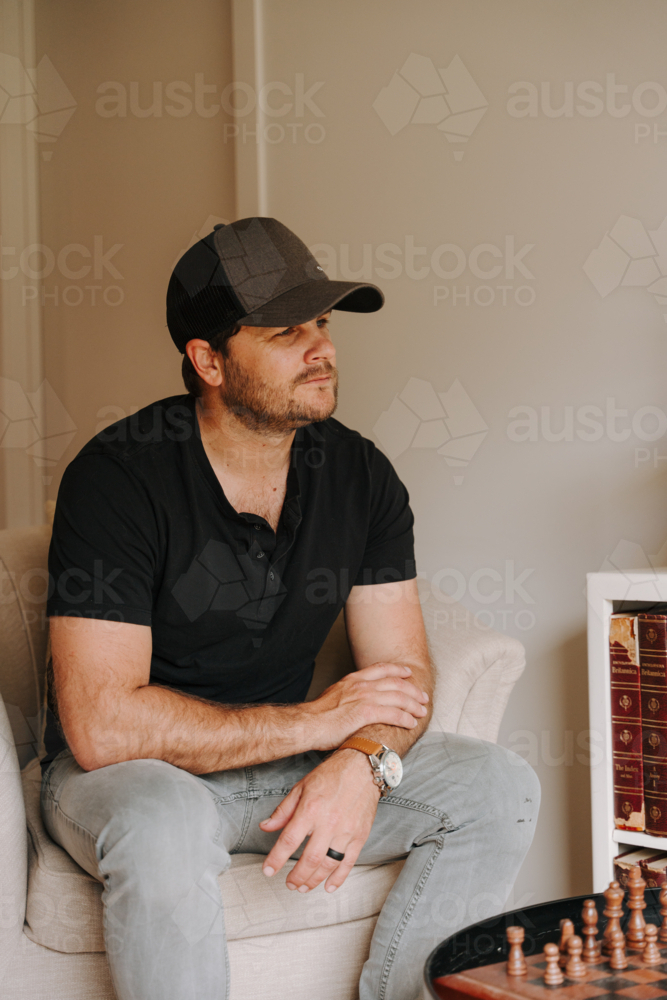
195, 392, 296, 480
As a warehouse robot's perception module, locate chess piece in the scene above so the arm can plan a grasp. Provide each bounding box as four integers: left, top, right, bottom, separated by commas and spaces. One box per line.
602, 881, 625, 955
559, 918, 575, 967
609, 929, 628, 971
506, 926, 527, 976
543, 943, 564, 986
643, 923, 662, 965
626, 865, 647, 951
565, 935, 587, 979
660, 885, 667, 944
582, 899, 602, 963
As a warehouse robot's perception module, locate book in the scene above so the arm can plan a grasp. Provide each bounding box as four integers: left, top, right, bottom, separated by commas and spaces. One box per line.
614, 848, 666, 889
639, 613, 667, 836
610, 614, 644, 831
643, 853, 667, 888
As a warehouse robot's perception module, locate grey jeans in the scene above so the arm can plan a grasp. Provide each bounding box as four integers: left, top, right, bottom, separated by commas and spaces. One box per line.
41, 732, 540, 1000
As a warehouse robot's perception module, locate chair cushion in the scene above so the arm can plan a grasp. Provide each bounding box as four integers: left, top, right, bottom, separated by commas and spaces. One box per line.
22, 760, 405, 954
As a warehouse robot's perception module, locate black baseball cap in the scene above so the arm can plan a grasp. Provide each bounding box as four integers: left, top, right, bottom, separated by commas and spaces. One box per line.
166, 217, 385, 353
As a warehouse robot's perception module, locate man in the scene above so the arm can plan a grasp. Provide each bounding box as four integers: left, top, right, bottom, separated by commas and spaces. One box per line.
42, 217, 539, 1000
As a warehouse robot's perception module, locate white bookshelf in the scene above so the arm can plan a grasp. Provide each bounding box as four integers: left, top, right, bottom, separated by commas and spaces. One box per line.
587, 571, 667, 891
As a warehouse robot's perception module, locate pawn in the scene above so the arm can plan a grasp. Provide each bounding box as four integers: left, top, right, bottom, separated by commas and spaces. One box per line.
543, 943, 564, 986
660, 885, 667, 944
582, 899, 602, 963
565, 935, 587, 980
609, 929, 628, 971
506, 926, 527, 977
559, 918, 575, 967
643, 924, 662, 965
602, 881, 625, 955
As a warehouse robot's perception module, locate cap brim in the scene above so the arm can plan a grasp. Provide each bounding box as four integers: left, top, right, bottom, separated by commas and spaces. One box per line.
240, 279, 384, 328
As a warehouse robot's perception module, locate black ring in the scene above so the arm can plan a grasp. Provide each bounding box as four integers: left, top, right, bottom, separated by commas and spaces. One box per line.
326, 847, 345, 862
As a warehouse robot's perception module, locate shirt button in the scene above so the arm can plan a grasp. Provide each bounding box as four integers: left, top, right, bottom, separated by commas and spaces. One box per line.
257, 551, 264, 559
254, 524, 260, 530
269, 571, 275, 580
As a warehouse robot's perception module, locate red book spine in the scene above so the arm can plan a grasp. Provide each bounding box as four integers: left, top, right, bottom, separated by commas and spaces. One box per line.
610, 615, 644, 831
640, 614, 667, 836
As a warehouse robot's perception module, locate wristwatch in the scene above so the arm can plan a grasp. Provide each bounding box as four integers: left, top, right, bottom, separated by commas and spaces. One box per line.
337, 737, 403, 797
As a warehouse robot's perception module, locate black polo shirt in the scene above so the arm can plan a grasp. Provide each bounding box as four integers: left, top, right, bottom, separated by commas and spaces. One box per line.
43, 394, 416, 764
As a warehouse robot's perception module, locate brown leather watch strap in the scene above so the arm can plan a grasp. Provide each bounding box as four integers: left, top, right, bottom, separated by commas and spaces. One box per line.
338, 736, 384, 757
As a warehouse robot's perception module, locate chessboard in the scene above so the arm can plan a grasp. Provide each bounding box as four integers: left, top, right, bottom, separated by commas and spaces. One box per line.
432, 945, 667, 1000
431, 865, 667, 1000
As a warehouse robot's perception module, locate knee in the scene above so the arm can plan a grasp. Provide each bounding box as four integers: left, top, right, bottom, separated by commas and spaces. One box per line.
480, 742, 541, 832
96, 759, 222, 870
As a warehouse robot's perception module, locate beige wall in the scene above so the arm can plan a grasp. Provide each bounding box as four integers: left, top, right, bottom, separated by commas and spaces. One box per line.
18, 0, 667, 909
35, 0, 236, 504
257, 0, 667, 906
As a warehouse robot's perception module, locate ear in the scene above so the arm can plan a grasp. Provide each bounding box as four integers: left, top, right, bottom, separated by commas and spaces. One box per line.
185, 339, 223, 387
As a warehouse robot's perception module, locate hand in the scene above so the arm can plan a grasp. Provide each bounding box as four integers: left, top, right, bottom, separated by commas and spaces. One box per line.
260, 749, 381, 893
305, 662, 429, 751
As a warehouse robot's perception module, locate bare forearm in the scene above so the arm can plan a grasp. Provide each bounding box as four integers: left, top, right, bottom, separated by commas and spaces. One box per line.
52, 616, 431, 775
73, 685, 317, 774
341, 579, 435, 759
341, 656, 434, 757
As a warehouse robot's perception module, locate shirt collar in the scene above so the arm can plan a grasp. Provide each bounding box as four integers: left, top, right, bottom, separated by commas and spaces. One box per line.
187, 394, 304, 530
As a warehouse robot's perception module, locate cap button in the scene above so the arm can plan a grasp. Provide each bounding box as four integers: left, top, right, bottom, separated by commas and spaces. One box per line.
213, 223, 225, 230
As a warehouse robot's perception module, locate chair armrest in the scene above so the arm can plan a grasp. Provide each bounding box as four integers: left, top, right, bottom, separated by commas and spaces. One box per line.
0, 692, 28, 983
420, 587, 526, 743
308, 583, 525, 745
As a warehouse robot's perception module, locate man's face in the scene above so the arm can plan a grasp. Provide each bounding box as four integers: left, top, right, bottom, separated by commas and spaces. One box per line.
217, 312, 338, 433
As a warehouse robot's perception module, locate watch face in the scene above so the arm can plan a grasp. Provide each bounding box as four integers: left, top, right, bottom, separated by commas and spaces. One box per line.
382, 751, 403, 789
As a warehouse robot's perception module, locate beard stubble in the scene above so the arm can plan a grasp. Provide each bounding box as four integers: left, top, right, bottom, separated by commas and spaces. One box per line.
218, 355, 339, 434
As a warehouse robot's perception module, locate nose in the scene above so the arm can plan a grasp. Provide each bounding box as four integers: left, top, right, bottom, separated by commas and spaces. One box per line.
302, 320, 336, 365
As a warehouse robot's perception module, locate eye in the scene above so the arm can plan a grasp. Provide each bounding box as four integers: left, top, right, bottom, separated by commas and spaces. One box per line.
275, 327, 295, 337
317, 316, 330, 328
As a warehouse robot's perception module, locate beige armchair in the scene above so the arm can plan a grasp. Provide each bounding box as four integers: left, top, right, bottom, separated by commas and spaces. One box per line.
0, 522, 526, 1000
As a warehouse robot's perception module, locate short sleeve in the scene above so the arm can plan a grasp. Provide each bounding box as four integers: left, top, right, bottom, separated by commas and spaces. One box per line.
353, 446, 416, 586
47, 453, 158, 625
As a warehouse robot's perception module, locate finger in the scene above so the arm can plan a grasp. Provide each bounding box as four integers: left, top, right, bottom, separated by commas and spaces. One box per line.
360, 688, 428, 718
371, 678, 429, 702
286, 832, 347, 891
262, 811, 312, 878
354, 662, 412, 681
259, 785, 302, 833
363, 681, 429, 712
294, 836, 365, 894
324, 842, 363, 893
364, 705, 422, 729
